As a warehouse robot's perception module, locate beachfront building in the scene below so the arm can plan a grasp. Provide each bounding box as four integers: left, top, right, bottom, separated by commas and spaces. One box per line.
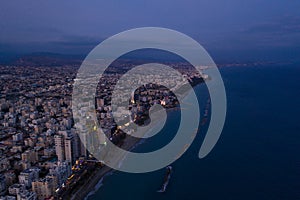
48, 162, 71, 189
32, 178, 54, 200
55, 130, 80, 165
54, 135, 65, 162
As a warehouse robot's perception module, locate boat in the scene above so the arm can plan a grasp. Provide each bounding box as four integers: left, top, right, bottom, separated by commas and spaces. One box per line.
157, 166, 172, 193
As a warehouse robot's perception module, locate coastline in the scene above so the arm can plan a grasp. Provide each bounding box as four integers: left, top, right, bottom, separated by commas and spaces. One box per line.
73, 81, 203, 200
73, 109, 178, 200
71, 134, 143, 200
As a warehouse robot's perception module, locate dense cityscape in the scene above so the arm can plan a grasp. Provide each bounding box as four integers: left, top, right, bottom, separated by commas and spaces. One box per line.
0, 62, 206, 200
1, 0, 300, 199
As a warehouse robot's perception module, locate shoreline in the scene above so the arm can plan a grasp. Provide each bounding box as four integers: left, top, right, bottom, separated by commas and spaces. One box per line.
73, 109, 179, 200
72, 82, 203, 200
71, 132, 143, 200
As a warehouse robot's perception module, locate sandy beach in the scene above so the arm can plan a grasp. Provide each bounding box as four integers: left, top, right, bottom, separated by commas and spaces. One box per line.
70, 135, 141, 200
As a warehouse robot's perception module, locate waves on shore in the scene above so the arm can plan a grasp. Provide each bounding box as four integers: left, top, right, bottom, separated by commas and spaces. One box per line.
84, 177, 103, 200
84, 171, 114, 200
131, 138, 146, 150
118, 138, 146, 168
86, 138, 146, 199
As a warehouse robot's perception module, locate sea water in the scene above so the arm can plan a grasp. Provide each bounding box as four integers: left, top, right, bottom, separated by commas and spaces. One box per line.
88, 65, 300, 200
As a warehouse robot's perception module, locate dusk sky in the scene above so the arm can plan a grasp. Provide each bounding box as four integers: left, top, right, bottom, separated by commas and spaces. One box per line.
1, 0, 300, 62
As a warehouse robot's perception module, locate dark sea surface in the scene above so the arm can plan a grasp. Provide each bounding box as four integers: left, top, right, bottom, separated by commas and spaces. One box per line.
88, 65, 300, 200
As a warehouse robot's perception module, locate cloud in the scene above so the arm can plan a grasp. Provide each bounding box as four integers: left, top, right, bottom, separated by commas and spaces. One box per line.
212, 15, 300, 50
51, 35, 104, 47
243, 15, 300, 35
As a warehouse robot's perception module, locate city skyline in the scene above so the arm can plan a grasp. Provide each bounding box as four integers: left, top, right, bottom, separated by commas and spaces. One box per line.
0, 1, 299, 200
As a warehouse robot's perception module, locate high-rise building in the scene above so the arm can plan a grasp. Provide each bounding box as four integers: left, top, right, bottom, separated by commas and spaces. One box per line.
48, 162, 71, 189
64, 135, 73, 164
71, 129, 80, 160
54, 135, 64, 162
76, 126, 88, 158
32, 178, 54, 200
54, 130, 81, 164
